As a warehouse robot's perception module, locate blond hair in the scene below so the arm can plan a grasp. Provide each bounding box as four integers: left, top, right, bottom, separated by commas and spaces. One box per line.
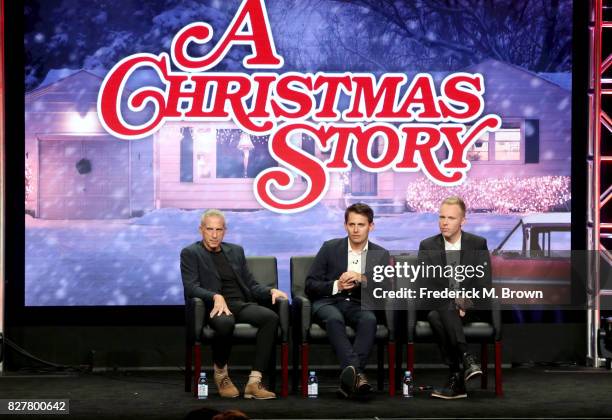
441, 196, 466, 216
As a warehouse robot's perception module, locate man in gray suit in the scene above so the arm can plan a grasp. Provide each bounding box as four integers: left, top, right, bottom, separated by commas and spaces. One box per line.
305, 203, 390, 398
180, 209, 287, 399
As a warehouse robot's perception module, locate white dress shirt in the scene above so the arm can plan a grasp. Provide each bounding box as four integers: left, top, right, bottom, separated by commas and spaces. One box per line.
444, 234, 461, 290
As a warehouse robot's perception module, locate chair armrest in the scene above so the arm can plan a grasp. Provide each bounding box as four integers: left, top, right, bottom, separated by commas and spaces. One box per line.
275, 298, 290, 342
384, 304, 396, 341
185, 297, 206, 344
292, 295, 312, 342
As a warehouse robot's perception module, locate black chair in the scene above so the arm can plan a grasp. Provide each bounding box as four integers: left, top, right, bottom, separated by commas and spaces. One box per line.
184, 256, 290, 397
397, 254, 503, 396
290, 255, 397, 397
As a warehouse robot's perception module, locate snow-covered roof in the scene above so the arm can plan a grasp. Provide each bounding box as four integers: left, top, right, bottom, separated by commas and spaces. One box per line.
38, 68, 106, 90
536, 73, 572, 91
31, 67, 165, 94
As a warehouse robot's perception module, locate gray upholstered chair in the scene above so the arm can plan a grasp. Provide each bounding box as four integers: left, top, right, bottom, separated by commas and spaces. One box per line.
290, 255, 397, 397
397, 254, 503, 396
184, 256, 290, 397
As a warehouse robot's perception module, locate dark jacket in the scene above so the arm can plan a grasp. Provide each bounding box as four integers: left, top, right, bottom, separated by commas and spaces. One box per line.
417, 231, 491, 310
180, 241, 271, 304
305, 237, 391, 314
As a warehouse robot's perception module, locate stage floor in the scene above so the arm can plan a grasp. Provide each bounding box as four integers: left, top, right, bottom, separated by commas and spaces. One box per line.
0, 367, 610, 419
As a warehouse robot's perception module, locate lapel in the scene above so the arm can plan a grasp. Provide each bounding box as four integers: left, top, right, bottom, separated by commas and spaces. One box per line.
339, 237, 349, 273
460, 231, 468, 265
363, 240, 375, 275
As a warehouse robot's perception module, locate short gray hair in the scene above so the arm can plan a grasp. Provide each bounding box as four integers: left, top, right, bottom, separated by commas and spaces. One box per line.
200, 209, 226, 227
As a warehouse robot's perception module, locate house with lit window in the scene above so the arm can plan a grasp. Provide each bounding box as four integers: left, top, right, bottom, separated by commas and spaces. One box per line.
25, 70, 154, 219
152, 122, 345, 210
24, 59, 571, 218
153, 59, 571, 212
385, 59, 571, 203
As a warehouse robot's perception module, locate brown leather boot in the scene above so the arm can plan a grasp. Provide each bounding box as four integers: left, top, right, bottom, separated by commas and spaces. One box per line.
356, 373, 372, 395
244, 380, 276, 399
215, 375, 239, 398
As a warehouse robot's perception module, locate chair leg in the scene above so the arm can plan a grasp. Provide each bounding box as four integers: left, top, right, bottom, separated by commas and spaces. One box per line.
407, 342, 415, 374
185, 344, 192, 392
292, 340, 299, 394
388, 341, 396, 396
395, 342, 403, 390
281, 342, 289, 398
268, 346, 277, 391
495, 340, 503, 397
481, 342, 489, 389
377, 343, 384, 391
193, 344, 202, 398
301, 343, 309, 398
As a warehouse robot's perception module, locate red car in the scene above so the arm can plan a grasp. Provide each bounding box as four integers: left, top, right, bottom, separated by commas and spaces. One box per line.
491, 213, 571, 305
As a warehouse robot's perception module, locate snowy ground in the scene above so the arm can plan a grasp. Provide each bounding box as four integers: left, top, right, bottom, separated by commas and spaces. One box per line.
25, 206, 521, 306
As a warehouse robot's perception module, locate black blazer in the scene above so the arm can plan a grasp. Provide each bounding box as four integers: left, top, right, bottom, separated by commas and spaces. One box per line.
417, 231, 491, 310
305, 237, 391, 314
180, 241, 272, 304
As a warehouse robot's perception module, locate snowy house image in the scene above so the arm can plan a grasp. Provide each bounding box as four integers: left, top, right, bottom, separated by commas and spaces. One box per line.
25, 70, 154, 219
153, 122, 346, 210
25, 60, 570, 218
154, 59, 571, 212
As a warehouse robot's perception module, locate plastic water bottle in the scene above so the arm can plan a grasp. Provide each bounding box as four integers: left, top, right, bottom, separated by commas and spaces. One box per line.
197, 371, 208, 400
307, 371, 318, 398
402, 371, 414, 398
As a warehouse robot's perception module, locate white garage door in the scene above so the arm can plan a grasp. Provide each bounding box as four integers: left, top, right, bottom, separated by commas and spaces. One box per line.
38, 139, 130, 219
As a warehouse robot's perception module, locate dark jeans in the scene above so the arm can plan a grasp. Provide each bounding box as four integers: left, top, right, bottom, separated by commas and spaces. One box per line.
427, 308, 478, 373
314, 299, 377, 373
208, 301, 279, 372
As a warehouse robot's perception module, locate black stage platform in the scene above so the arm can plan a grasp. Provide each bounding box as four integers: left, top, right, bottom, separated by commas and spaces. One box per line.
0, 368, 611, 419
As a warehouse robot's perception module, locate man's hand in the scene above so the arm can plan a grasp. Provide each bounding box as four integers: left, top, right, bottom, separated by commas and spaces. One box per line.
210, 294, 232, 317
340, 271, 363, 284
338, 271, 363, 290
270, 288, 288, 304
455, 297, 473, 316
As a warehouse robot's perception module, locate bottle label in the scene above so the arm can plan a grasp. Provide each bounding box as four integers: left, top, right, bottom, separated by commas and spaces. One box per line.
403, 382, 413, 397
198, 384, 208, 399
308, 383, 318, 396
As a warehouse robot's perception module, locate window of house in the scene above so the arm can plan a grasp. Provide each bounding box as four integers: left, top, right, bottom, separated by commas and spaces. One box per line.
215, 129, 276, 178
192, 127, 215, 181
494, 127, 521, 161
180, 126, 194, 182
466, 120, 537, 163
467, 132, 489, 161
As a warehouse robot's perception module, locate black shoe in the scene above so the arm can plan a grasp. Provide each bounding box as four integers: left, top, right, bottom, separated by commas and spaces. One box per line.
431, 372, 467, 400
339, 365, 357, 397
463, 352, 482, 383
356, 373, 372, 395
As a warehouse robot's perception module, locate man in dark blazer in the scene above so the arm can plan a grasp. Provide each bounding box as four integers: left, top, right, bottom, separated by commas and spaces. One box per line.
180, 209, 287, 399
305, 203, 391, 398
417, 196, 491, 399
